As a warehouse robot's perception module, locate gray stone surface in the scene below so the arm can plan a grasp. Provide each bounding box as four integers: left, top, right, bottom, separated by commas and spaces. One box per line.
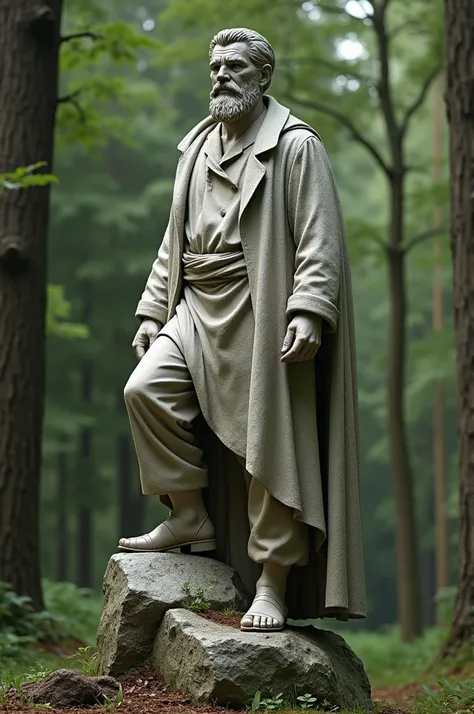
96, 552, 250, 677
153, 609, 373, 711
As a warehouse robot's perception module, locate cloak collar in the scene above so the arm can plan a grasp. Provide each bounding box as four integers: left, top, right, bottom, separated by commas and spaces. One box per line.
177, 96, 291, 157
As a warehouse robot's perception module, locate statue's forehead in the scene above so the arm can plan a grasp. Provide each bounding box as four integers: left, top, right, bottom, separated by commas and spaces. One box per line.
210, 42, 251, 63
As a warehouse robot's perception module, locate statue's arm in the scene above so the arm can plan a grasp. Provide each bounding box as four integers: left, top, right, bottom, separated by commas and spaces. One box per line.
286, 136, 342, 334
134, 217, 171, 325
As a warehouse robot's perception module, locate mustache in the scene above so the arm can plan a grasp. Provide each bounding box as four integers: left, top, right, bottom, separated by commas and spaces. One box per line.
210, 82, 242, 98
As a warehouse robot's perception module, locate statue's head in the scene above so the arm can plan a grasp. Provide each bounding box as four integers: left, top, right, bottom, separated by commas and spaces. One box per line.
209, 28, 275, 123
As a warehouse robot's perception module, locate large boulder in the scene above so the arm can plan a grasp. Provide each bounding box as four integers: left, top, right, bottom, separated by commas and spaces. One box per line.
96, 552, 250, 676
20, 670, 120, 708
154, 609, 373, 711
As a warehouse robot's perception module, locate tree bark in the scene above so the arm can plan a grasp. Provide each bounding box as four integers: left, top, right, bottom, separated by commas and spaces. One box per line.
443, 0, 474, 656
0, 0, 62, 610
76, 363, 93, 589
386, 173, 422, 640
56, 449, 68, 581
117, 392, 146, 538
432, 77, 449, 607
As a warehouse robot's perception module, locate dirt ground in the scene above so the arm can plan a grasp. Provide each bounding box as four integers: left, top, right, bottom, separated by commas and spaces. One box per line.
2, 612, 465, 714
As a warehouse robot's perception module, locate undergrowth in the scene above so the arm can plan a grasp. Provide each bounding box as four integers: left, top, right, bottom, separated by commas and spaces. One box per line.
0, 579, 102, 679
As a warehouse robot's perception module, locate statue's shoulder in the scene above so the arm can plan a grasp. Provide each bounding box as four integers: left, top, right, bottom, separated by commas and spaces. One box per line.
277, 113, 324, 156
280, 114, 322, 148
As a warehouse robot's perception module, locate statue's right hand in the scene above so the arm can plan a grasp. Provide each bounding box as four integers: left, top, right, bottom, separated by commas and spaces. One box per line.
132, 319, 163, 361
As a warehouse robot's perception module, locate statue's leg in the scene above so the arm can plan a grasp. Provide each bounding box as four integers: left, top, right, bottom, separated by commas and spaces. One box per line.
118, 332, 215, 553
241, 476, 309, 631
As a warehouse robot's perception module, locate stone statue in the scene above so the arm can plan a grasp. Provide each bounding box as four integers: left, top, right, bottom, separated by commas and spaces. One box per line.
118, 27, 366, 632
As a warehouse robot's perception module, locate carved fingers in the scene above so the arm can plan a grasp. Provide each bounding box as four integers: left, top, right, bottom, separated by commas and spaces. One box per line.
132, 319, 162, 361
280, 314, 322, 364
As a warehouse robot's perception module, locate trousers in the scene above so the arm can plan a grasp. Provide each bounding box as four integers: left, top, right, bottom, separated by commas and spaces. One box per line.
124, 330, 309, 567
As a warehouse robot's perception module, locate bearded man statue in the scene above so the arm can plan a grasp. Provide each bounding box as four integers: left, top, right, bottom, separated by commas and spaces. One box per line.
119, 27, 366, 632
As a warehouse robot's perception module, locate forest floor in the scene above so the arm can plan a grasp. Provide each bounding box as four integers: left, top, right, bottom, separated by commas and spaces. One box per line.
2, 597, 473, 714
3, 662, 474, 714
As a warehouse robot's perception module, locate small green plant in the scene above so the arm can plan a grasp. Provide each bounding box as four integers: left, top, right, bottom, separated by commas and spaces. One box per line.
415, 678, 474, 714
24, 664, 54, 683
297, 693, 318, 709
251, 691, 285, 711
101, 682, 124, 710
182, 582, 213, 613
68, 646, 99, 676
0, 672, 28, 705
221, 608, 241, 617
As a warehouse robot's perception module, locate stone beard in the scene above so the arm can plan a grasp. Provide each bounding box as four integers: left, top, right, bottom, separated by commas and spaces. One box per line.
209, 74, 262, 123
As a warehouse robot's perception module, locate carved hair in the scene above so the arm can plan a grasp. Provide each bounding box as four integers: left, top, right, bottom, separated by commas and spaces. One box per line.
209, 28, 275, 92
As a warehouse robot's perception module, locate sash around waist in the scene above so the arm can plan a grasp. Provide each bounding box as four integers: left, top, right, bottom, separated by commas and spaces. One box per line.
182, 250, 248, 286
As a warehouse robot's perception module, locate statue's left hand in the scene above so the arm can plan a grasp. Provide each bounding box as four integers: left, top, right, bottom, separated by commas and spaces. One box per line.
280, 312, 322, 363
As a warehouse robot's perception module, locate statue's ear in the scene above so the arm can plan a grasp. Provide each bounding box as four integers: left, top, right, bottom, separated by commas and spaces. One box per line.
260, 64, 272, 91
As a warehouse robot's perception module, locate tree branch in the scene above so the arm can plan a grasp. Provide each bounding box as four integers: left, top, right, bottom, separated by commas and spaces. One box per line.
404, 227, 445, 253
287, 94, 391, 177
400, 67, 442, 137
59, 31, 101, 45
279, 56, 374, 86
57, 90, 86, 122
371, 4, 400, 143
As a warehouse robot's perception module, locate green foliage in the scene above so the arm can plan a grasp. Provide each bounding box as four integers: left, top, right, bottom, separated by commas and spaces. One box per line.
0, 580, 102, 669
342, 627, 446, 688
181, 582, 212, 612
251, 692, 285, 711
0, 582, 62, 664
297, 694, 318, 710
251, 690, 339, 712
43, 580, 103, 645
47, 285, 89, 338
0, 162, 57, 193
415, 679, 474, 714
68, 645, 99, 676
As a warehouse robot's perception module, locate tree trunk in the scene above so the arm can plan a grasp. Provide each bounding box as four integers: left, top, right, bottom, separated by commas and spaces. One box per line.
387, 172, 422, 640
432, 77, 449, 607
0, 0, 62, 610
76, 364, 93, 589
56, 449, 68, 581
442, 0, 474, 656
117, 392, 146, 538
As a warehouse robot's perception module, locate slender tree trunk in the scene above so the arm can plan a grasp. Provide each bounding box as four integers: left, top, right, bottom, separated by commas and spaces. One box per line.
0, 0, 62, 610
432, 77, 449, 610
76, 363, 93, 589
117, 429, 132, 537
442, 0, 474, 656
56, 449, 68, 581
386, 172, 422, 640
117, 390, 146, 538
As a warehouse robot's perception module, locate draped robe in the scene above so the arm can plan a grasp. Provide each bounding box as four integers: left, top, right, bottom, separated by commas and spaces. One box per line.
136, 96, 367, 620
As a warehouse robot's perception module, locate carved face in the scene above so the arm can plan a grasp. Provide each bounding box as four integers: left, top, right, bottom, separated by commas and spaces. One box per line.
209, 42, 264, 122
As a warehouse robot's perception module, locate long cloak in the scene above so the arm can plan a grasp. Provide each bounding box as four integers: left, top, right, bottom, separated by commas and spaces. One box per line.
136, 96, 366, 621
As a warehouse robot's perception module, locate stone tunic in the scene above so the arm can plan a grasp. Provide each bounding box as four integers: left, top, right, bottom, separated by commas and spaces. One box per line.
161, 111, 266, 458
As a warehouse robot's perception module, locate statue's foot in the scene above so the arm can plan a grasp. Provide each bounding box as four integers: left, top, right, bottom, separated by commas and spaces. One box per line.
118, 514, 216, 553
240, 586, 287, 632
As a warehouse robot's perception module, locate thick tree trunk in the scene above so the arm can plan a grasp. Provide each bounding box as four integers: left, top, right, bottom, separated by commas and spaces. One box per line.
443, 0, 474, 656
387, 173, 422, 640
0, 0, 62, 610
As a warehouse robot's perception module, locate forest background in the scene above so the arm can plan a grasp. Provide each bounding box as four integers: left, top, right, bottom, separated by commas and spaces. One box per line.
1, 0, 457, 648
